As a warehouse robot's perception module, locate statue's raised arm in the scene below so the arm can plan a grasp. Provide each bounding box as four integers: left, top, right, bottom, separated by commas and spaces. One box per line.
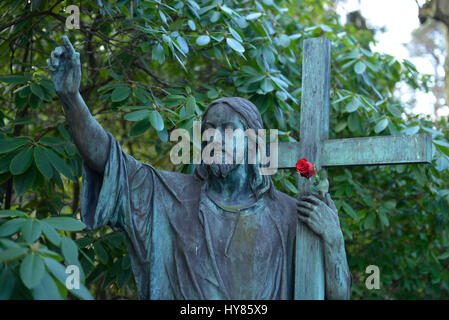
47, 35, 109, 173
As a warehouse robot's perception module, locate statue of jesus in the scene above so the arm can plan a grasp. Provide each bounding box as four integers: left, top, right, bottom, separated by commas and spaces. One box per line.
47, 36, 351, 300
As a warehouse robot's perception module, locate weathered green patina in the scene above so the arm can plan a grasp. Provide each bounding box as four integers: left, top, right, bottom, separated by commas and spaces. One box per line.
278, 37, 432, 299
47, 35, 364, 300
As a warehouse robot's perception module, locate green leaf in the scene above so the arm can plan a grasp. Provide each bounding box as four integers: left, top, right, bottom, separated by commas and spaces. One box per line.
21, 219, 42, 243
152, 43, 165, 64
434, 140, 449, 156
150, 110, 164, 131
335, 120, 347, 133
207, 89, 219, 99
14, 166, 36, 196
210, 11, 220, 23
39, 136, 64, 147
176, 36, 189, 54
439, 252, 449, 260
374, 118, 389, 134
0, 218, 26, 236
0, 247, 27, 262
30, 83, 44, 99
94, 242, 109, 264
387, 104, 403, 118
186, 96, 196, 116
187, 20, 196, 31
261, 78, 274, 92
378, 209, 390, 227
0, 238, 21, 249
0, 152, 17, 173
345, 98, 359, 113
279, 34, 291, 48
319, 24, 333, 32
32, 272, 63, 300
31, 0, 43, 11
43, 148, 75, 181
111, 86, 131, 102
38, 247, 63, 261
196, 35, 210, 46
226, 38, 245, 53
40, 221, 61, 246
0, 268, 15, 299
20, 253, 45, 289
34, 147, 53, 179
130, 118, 151, 137
15, 93, 28, 110
402, 125, 419, 135
61, 237, 78, 265
0, 210, 27, 218
246, 12, 262, 20
134, 88, 151, 104
316, 178, 329, 193
229, 27, 243, 43
159, 10, 168, 25
342, 201, 359, 220
44, 217, 86, 232
0, 75, 27, 85
124, 109, 150, 121
283, 179, 297, 194
44, 258, 93, 300
354, 61, 366, 74
157, 128, 168, 142
29, 93, 41, 109
0, 137, 28, 154
347, 112, 362, 133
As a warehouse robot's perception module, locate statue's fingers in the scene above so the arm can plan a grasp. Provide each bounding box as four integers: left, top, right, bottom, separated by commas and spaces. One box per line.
53, 46, 64, 57
50, 55, 60, 68
297, 200, 314, 209
62, 35, 76, 57
299, 195, 321, 205
297, 214, 309, 224
296, 203, 313, 216
72, 51, 80, 65
47, 58, 56, 72
51, 50, 59, 61
298, 215, 319, 234
307, 220, 320, 235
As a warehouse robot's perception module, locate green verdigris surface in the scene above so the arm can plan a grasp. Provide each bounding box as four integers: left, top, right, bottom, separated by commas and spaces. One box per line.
286, 37, 431, 299
2, 0, 448, 300
47, 36, 351, 299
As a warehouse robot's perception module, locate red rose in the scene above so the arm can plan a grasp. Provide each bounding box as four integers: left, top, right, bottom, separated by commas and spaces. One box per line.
296, 158, 316, 179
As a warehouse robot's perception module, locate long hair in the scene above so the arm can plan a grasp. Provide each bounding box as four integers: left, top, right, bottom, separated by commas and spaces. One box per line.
194, 97, 276, 200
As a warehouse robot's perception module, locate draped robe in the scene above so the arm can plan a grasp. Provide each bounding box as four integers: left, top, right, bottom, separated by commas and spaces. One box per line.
81, 134, 323, 299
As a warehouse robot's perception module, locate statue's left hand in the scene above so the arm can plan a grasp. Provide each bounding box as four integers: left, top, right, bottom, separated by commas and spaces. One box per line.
296, 193, 342, 244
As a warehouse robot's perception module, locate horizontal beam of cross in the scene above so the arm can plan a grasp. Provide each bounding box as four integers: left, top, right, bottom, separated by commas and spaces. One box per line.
277, 133, 432, 169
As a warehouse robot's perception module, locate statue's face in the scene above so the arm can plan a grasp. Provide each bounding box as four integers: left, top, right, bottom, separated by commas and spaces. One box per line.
202, 103, 247, 178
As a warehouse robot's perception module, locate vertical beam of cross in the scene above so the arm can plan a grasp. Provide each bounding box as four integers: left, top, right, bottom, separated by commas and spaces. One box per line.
294, 37, 331, 300
290, 37, 432, 299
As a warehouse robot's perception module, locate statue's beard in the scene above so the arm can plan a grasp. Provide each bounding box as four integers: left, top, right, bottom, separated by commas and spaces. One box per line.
209, 163, 237, 178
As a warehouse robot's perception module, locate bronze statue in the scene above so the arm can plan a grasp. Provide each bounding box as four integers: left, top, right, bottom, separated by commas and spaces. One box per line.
47, 36, 351, 300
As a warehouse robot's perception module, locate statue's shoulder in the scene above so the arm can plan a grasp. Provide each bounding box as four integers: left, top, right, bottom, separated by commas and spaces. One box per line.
156, 169, 201, 186
264, 189, 298, 231
266, 188, 297, 216
273, 189, 297, 206
141, 165, 203, 201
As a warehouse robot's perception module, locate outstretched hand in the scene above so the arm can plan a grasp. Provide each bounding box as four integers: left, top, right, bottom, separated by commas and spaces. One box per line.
296, 193, 342, 244
47, 35, 81, 95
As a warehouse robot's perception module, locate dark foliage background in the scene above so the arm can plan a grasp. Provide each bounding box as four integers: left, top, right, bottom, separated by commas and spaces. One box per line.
0, 0, 448, 299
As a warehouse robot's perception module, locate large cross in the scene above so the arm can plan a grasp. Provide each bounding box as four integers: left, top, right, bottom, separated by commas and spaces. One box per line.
277, 37, 432, 299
